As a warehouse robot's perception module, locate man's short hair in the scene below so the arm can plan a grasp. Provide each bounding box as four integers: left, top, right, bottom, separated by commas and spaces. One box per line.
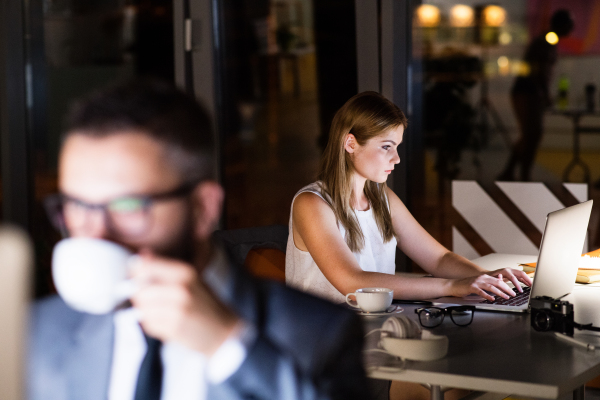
65, 79, 215, 182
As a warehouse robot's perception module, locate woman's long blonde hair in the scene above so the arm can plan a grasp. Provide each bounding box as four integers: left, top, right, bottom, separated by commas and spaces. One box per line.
319, 91, 408, 252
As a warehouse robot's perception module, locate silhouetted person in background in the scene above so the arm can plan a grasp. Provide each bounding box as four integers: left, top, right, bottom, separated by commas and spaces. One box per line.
498, 9, 574, 181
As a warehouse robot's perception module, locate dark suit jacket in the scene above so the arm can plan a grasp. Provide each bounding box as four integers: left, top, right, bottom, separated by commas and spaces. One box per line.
28, 253, 370, 399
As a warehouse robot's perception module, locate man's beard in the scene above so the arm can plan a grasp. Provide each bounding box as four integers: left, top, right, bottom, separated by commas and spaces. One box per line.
116, 204, 198, 265
152, 212, 196, 265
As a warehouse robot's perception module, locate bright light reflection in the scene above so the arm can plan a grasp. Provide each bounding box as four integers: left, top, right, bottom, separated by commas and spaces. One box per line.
497, 56, 510, 75
499, 31, 512, 45
497, 56, 509, 68
483, 5, 506, 27
511, 60, 531, 76
546, 31, 559, 45
450, 5, 474, 27
417, 5, 441, 27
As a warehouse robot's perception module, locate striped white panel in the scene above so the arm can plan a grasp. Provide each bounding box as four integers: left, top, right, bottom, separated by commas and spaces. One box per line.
563, 183, 588, 203
452, 226, 481, 260
495, 182, 563, 232
452, 181, 538, 255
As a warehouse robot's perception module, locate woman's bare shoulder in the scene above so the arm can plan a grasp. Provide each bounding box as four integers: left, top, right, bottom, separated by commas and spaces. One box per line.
293, 191, 334, 217
292, 190, 340, 251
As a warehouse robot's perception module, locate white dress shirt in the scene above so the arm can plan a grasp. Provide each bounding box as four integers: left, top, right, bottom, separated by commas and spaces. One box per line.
108, 248, 256, 400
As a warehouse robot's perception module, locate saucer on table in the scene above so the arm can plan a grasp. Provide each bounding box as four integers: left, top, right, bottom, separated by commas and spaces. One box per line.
357, 304, 403, 316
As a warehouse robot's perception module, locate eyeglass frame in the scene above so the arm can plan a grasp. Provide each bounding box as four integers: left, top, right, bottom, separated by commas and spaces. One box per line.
414, 305, 476, 328
43, 180, 200, 238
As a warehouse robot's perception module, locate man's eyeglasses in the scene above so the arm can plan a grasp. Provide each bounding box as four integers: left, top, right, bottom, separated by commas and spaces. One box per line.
44, 181, 198, 238
414, 306, 475, 328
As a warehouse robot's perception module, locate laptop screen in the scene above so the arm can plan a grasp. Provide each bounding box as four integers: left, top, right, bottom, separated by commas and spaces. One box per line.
531, 200, 593, 300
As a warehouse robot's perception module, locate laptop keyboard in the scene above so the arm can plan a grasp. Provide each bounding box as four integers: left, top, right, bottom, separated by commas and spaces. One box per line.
480, 286, 531, 306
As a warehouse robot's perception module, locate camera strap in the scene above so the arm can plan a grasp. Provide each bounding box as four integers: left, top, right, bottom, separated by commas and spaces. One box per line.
572, 321, 600, 332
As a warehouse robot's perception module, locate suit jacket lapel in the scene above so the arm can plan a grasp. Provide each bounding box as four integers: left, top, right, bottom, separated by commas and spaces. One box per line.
65, 312, 114, 400
205, 247, 260, 325
220, 260, 261, 325
206, 254, 263, 400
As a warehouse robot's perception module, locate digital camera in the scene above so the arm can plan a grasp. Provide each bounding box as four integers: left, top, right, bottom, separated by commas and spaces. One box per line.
530, 296, 574, 336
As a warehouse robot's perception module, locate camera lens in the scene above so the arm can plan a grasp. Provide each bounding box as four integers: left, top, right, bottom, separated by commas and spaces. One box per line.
533, 310, 554, 331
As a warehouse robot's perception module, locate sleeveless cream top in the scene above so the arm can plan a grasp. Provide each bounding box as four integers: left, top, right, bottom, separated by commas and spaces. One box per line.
285, 182, 397, 304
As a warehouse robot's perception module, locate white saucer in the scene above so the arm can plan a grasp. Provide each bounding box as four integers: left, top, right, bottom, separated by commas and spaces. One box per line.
357, 305, 403, 316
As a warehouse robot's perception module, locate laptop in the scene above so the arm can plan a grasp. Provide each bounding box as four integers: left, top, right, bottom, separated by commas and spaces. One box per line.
431, 199, 593, 313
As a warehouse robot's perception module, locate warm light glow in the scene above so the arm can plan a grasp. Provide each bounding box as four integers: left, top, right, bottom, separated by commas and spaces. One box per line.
546, 31, 559, 45
416, 5, 441, 28
499, 31, 512, 45
512, 60, 531, 76
450, 5, 474, 27
483, 5, 506, 27
497, 56, 510, 75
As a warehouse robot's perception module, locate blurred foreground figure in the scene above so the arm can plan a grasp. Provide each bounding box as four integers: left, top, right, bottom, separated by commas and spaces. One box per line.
28, 80, 369, 400
0, 227, 32, 400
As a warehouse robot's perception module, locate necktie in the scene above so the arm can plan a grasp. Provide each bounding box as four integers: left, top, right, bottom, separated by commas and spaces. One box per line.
134, 335, 163, 400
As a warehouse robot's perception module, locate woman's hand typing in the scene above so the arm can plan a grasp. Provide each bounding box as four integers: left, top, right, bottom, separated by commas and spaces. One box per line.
485, 268, 533, 292
448, 273, 520, 302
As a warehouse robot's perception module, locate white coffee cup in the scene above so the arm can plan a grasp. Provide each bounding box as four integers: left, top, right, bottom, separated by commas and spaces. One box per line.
345, 287, 393, 312
52, 238, 137, 314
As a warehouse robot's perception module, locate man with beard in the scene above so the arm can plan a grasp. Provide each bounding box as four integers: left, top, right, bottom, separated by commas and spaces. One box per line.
28, 80, 370, 400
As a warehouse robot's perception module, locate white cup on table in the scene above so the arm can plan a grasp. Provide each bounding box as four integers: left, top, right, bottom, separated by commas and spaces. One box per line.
345, 288, 393, 312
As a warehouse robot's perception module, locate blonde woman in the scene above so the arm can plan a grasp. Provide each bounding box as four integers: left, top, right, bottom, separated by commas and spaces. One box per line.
286, 91, 532, 304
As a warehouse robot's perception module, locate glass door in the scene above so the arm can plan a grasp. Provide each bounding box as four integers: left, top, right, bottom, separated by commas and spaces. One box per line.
410, 1, 600, 265
11, 0, 176, 297
183, 0, 359, 229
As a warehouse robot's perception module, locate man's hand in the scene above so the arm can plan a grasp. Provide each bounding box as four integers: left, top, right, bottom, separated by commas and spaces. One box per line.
130, 250, 240, 356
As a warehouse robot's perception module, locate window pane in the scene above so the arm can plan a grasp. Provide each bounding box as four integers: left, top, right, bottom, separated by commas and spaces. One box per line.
219, 0, 357, 229
411, 1, 599, 266
29, 0, 174, 297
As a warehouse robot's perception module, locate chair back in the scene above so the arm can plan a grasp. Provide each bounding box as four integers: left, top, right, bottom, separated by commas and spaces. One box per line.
213, 225, 288, 282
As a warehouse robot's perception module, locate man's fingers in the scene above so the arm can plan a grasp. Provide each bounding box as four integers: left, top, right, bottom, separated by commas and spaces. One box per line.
130, 252, 197, 284
132, 284, 189, 309
136, 305, 183, 340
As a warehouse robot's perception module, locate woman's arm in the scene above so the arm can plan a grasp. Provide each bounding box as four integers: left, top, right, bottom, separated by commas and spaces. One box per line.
292, 192, 528, 301
386, 187, 532, 292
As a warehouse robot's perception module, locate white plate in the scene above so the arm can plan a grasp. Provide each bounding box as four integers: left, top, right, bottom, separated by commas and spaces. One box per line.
357, 304, 403, 316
